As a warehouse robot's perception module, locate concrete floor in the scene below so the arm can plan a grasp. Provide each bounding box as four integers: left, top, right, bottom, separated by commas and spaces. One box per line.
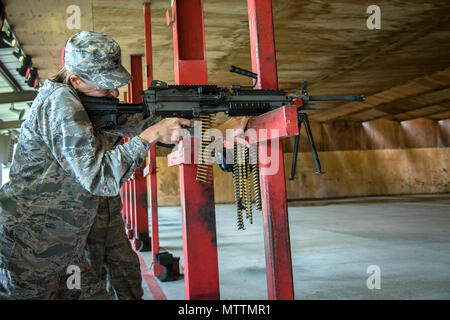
140, 195, 450, 300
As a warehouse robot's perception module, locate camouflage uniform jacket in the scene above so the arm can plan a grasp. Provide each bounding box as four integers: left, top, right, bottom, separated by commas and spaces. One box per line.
0, 79, 151, 275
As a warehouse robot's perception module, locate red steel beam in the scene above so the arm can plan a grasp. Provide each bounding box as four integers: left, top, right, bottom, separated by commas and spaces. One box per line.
247, 0, 295, 300
170, 0, 220, 300
129, 55, 150, 250
129, 55, 143, 104
172, 0, 208, 84
120, 93, 128, 225
126, 62, 137, 240
120, 137, 133, 239
246, 106, 299, 143
144, 1, 163, 272
121, 90, 134, 238
144, 2, 153, 90
124, 89, 132, 236
130, 174, 136, 236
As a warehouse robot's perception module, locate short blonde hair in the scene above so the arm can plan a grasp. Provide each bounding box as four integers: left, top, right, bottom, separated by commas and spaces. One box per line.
51, 67, 77, 85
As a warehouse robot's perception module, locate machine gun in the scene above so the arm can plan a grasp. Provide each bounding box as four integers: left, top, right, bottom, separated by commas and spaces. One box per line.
80, 65, 365, 180
81, 66, 364, 229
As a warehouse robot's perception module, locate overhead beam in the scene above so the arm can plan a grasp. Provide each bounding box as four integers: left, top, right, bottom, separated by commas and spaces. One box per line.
310, 67, 450, 122
355, 92, 450, 122
428, 110, 450, 121
0, 91, 37, 104
390, 100, 450, 121
310, 11, 450, 87
382, 88, 450, 117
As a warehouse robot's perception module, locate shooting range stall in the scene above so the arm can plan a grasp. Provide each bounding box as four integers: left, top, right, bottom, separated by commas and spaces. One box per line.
120, 0, 297, 300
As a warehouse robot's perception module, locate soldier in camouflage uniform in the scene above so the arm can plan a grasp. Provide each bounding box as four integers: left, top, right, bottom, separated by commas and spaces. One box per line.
59, 33, 155, 299
0, 31, 188, 299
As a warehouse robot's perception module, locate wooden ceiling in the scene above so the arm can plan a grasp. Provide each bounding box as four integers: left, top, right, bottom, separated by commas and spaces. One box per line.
3, 0, 450, 122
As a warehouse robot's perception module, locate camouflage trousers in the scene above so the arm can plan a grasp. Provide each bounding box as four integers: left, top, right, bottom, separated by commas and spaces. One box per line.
0, 197, 143, 300
0, 231, 110, 300
83, 196, 144, 300
0, 261, 113, 299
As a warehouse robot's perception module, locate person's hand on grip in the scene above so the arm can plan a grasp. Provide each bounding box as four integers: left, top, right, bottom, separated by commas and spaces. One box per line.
139, 117, 191, 146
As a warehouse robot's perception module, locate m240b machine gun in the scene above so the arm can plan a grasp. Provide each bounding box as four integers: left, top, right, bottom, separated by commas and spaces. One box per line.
81, 66, 365, 229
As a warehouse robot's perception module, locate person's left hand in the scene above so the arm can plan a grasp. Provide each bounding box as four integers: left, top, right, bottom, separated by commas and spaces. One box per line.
215, 116, 250, 146
216, 116, 249, 134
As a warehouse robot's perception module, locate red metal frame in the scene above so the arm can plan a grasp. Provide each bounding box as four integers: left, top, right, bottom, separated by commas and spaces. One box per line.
124, 89, 132, 236
247, 0, 295, 300
120, 137, 133, 239
144, 1, 163, 274
129, 55, 150, 250
169, 0, 220, 300
119, 121, 127, 224
246, 106, 299, 143
172, 0, 208, 84
144, 2, 153, 90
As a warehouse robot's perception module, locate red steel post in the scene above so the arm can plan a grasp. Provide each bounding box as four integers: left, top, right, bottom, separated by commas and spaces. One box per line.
129, 55, 150, 250
120, 89, 128, 225
144, 2, 163, 271
247, 0, 295, 299
121, 93, 128, 223
126, 81, 135, 239
144, 2, 153, 89
121, 137, 133, 238
129, 55, 143, 103
121, 90, 133, 237
170, 0, 220, 299
124, 84, 134, 239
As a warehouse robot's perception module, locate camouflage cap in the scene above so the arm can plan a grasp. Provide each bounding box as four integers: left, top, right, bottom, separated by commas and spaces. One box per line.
64, 30, 132, 89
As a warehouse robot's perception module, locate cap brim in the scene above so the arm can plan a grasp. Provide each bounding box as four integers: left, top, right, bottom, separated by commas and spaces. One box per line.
92, 64, 132, 89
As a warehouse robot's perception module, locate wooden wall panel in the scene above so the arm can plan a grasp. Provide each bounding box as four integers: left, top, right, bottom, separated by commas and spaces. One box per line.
155, 147, 450, 206
400, 118, 438, 149
361, 118, 403, 150
437, 119, 450, 147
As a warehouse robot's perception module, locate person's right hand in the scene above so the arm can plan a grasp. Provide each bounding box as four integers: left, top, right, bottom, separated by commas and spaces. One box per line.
139, 118, 191, 146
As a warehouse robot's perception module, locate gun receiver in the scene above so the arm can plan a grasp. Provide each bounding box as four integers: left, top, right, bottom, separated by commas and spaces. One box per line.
80, 66, 365, 180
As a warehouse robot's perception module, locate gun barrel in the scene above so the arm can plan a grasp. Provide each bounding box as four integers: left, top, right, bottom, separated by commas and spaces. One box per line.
308, 95, 366, 102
